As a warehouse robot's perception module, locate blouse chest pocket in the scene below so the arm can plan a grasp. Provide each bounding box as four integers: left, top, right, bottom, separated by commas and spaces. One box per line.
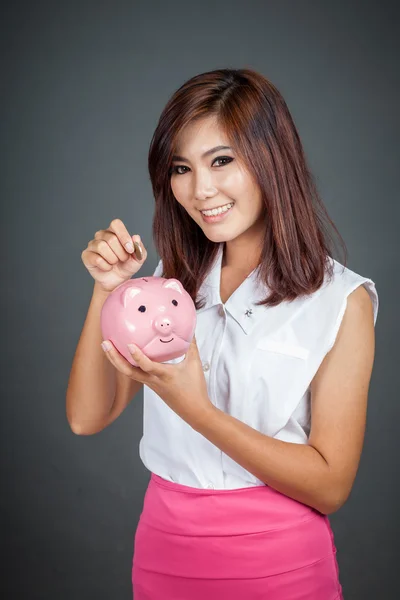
244, 338, 311, 395
255, 339, 310, 360
238, 337, 312, 437
246, 338, 311, 400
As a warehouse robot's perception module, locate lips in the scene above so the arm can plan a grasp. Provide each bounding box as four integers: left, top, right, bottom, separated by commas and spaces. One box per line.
200, 203, 234, 223
160, 338, 174, 343
199, 201, 234, 213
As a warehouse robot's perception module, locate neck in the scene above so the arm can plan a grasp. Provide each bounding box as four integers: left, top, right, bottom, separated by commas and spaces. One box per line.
222, 239, 263, 274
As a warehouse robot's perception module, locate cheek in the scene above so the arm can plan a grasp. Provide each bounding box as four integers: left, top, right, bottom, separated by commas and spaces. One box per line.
171, 177, 190, 204
221, 168, 255, 199
225, 172, 262, 211
170, 178, 178, 197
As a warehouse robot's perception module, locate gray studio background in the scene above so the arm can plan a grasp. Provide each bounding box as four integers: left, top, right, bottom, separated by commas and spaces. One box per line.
2, 1, 398, 598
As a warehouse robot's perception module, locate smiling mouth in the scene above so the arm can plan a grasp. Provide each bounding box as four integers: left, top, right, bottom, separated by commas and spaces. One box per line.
160, 338, 174, 343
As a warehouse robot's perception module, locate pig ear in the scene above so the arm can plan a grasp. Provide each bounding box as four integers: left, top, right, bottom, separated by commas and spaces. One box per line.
122, 286, 141, 309
162, 278, 184, 295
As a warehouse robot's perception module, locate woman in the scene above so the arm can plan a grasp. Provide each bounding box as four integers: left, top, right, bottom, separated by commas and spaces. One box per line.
68, 68, 378, 599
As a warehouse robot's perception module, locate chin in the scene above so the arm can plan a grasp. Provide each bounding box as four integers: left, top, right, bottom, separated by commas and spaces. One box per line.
202, 228, 241, 244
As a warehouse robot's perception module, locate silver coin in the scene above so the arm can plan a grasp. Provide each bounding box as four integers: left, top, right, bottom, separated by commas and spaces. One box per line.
133, 241, 143, 260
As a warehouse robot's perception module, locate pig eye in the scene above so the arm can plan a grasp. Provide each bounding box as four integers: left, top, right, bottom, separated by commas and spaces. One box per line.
172, 300, 178, 306
138, 305, 146, 312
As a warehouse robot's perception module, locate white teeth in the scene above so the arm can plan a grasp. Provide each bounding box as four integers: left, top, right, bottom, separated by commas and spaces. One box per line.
201, 202, 234, 216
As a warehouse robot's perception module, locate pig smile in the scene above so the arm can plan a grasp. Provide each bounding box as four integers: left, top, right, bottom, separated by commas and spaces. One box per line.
160, 338, 174, 343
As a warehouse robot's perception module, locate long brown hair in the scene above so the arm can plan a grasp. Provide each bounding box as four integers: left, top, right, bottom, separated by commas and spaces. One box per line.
148, 68, 347, 309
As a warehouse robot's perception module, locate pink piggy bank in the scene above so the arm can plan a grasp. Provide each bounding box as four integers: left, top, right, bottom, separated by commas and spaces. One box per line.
100, 275, 197, 367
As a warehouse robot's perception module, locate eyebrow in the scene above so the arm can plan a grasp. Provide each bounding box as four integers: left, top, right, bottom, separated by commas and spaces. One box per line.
171, 145, 233, 162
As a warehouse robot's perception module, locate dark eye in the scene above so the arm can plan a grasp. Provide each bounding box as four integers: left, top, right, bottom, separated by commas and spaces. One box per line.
169, 156, 233, 176
172, 299, 178, 306
138, 305, 146, 312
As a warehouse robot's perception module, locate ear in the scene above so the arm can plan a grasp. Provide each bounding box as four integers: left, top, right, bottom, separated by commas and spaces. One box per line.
122, 286, 141, 309
162, 278, 185, 295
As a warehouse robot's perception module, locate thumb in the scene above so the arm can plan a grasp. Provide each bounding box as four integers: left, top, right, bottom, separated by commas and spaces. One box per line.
189, 334, 199, 355
182, 335, 198, 363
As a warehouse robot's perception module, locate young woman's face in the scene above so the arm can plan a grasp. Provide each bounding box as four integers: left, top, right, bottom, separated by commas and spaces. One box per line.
170, 116, 265, 245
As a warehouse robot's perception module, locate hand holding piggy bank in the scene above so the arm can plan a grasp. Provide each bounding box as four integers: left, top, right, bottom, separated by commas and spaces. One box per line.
100, 275, 197, 367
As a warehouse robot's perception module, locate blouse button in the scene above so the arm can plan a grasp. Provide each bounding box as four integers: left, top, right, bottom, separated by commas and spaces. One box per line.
207, 483, 214, 489
202, 362, 210, 372
218, 305, 225, 317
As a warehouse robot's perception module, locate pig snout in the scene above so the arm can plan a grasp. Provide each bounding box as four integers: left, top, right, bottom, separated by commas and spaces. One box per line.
154, 315, 174, 338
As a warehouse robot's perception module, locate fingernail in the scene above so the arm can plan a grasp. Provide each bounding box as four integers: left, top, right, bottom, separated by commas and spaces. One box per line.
125, 242, 134, 253
128, 343, 138, 354
101, 340, 112, 352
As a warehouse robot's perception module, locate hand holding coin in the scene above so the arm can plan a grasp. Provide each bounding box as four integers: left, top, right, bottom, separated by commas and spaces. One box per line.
81, 219, 148, 293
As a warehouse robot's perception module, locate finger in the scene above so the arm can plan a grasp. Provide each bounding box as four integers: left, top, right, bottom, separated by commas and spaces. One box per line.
127, 344, 164, 377
108, 218, 138, 255
88, 237, 122, 265
101, 340, 132, 374
82, 247, 115, 272
90, 229, 134, 264
108, 218, 146, 262
179, 335, 199, 366
188, 335, 199, 355
105, 230, 144, 264
102, 340, 146, 382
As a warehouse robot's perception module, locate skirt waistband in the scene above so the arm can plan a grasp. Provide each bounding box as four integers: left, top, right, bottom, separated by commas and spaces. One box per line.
151, 473, 269, 494
140, 472, 322, 537
133, 473, 338, 582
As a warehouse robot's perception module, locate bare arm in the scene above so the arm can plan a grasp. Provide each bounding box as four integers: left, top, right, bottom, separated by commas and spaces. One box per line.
194, 285, 376, 514
66, 281, 142, 435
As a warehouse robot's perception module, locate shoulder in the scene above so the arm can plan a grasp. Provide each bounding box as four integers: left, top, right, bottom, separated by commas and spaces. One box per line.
294, 257, 379, 364
347, 284, 375, 321
323, 257, 379, 326
335, 283, 375, 357
326, 262, 376, 356
312, 274, 376, 387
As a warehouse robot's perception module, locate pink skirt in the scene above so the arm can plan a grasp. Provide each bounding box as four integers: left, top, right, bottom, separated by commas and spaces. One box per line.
132, 473, 344, 599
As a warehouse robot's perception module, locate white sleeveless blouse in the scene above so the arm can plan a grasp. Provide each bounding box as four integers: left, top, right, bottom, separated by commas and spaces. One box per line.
139, 245, 379, 489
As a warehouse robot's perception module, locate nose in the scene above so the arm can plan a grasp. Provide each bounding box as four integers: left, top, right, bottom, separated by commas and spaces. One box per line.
194, 171, 218, 201
154, 316, 173, 335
